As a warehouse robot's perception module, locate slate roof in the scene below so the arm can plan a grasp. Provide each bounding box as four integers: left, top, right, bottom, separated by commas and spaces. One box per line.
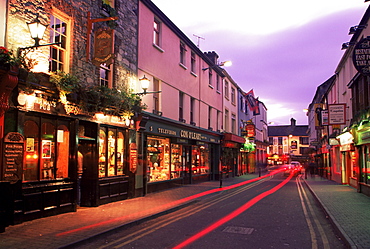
268, 118, 308, 137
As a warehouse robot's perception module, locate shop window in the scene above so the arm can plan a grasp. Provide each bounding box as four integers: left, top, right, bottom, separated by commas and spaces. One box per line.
147, 137, 170, 182
171, 144, 182, 179
24, 121, 39, 181
23, 120, 70, 182
41, 123, 55, 180
117, 132, 125, 175
192, 145, 209, 175
99, 128, 126, 177
108, 130, 116, 176
56, 125, 69, 178
99, 129, 107, 177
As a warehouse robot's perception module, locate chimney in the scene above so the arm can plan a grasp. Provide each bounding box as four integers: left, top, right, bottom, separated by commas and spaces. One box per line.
204, 51, 219, 65
290, 118, 296, 127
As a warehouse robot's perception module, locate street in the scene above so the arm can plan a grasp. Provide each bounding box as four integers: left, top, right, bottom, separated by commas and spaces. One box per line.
73, 169, 345, 249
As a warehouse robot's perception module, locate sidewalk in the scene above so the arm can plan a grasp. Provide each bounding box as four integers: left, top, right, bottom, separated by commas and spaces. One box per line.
0, 173, 369, 249
304, 175, 370, 249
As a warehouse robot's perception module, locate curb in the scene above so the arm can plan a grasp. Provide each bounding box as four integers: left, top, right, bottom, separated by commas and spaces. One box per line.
59, 199, 198, 249
303, 179, 357, 249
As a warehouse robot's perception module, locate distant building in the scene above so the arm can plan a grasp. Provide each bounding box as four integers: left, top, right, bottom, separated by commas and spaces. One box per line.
268, 118, 310, 165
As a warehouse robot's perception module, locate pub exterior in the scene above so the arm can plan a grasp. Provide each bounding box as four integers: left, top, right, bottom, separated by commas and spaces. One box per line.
0, 0, 141, 229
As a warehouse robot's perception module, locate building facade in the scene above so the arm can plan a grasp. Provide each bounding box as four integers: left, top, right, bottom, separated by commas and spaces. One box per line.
268, 118, 310, 166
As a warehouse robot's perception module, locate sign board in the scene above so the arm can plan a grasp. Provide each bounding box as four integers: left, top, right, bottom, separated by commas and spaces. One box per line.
321, 110, 329, 126
130, 143, 137, 173
93, 28, 114, 67
352, 37, 370, 76
2, 132, 24, 184
328, 104, 346, 125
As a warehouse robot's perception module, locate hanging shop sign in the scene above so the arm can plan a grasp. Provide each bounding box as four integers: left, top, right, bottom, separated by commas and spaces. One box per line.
352, 37, 370, 76
2, 132, 24, 184
93, 28, 114, 67
328, 104, 346, 125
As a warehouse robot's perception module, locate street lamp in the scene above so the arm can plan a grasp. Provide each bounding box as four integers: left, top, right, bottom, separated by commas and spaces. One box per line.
134, 75, 162, 96
18, 14, 61, 56
202, 60, 232, 71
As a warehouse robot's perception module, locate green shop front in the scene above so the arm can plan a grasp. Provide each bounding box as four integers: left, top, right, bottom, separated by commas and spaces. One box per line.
142, 113, 221, 193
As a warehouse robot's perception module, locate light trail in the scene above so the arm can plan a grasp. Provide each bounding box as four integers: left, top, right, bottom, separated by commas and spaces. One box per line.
172, 170, 293, 249
56, 169, 283, 237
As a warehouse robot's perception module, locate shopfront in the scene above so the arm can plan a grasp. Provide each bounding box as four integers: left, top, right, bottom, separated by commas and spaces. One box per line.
143, 113, 221, 193
3, 104, 76, 223
353, 124, 370, 196
337, 131, 356, 187
222, 133, 246, 177
78, 117, 133, 207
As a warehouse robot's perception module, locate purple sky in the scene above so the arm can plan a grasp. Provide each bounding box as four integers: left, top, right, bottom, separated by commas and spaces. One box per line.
152, 0, 367, 125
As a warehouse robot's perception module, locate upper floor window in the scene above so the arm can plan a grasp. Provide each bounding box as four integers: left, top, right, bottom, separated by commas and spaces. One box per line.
100, 63, 110, 87
190, 97, 195, 125
231, 87, 236, 105
299, 137, 309, 145
49, 13, 70, 72
224, 109, 229, 132
208, 106, 212, 129
191, 51, 196, 74
153, 19, 161, 47
231, 114, 236, 134
224, 80, 229, 99
208, 69, 213, 87
153, 78, 160, 114
240, 97, 244, 111
180, 42, 186, 65
179, 92, 184, 122
216, 75, 221, 91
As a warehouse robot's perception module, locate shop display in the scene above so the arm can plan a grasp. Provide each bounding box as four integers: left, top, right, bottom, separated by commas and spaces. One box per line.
171, 144, 182, 178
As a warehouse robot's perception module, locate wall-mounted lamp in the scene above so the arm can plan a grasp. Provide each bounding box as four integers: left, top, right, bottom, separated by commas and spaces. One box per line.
365, 0, 370, 2
349, 24, 367, 35
17, 14, 61, 56
202, 60, 232, 71
341, 42, 355, 50
134, 75, 162, 96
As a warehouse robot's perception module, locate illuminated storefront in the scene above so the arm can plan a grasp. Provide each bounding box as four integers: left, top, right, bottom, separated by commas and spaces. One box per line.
143, 113, 220, 193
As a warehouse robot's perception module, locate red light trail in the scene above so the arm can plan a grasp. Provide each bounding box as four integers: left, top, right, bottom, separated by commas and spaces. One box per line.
56, 169, 284, 237
172, 170, 293, 249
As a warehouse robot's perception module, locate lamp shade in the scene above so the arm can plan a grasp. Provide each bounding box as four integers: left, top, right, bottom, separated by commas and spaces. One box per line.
27, 16, 47, 42
139, 75, 150, 91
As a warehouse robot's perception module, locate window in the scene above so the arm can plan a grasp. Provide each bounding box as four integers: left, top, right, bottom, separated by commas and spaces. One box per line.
240, 97, 244, 111
179, 92, 184, 122
191, 52, 196, 74
190, 97, 195, 125
99, 127, 126, 177
208, 69, 213, 87
224, 109, 229, 132
147, 136, 171, 182
224, 80, 229, 99
180, 42, 186, 65
217, 110, 221, 131
245, 98, 249, 114
100, 63, 110, 87
192, 145, 209, 175
208, 106, 212, 129
216, 75, 221, 92
231, 114, 236, 134
49, 13, 69, 72
153, 78, 160, 114
231, 87, 236, 104
153, 19, 161, 47
299, 137, 309, 145
24, 119, 70, 181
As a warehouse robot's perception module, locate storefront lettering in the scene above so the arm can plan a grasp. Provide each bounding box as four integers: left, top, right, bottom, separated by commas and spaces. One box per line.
158, 128, 177, 136
180, 130, 202, 140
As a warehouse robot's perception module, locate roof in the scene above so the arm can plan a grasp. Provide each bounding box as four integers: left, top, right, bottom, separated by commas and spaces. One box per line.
268, 125, 308, 137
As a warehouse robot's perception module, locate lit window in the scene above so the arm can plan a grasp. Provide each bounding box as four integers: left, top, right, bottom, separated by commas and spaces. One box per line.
100, 63, 110, 87
49, 13, 69, 72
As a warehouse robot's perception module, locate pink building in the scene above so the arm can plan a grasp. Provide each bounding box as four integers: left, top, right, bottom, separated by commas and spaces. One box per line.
137, 0, 235, 192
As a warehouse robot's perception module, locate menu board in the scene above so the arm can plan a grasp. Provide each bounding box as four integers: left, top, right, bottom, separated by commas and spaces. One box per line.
3, 132, 24, 184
